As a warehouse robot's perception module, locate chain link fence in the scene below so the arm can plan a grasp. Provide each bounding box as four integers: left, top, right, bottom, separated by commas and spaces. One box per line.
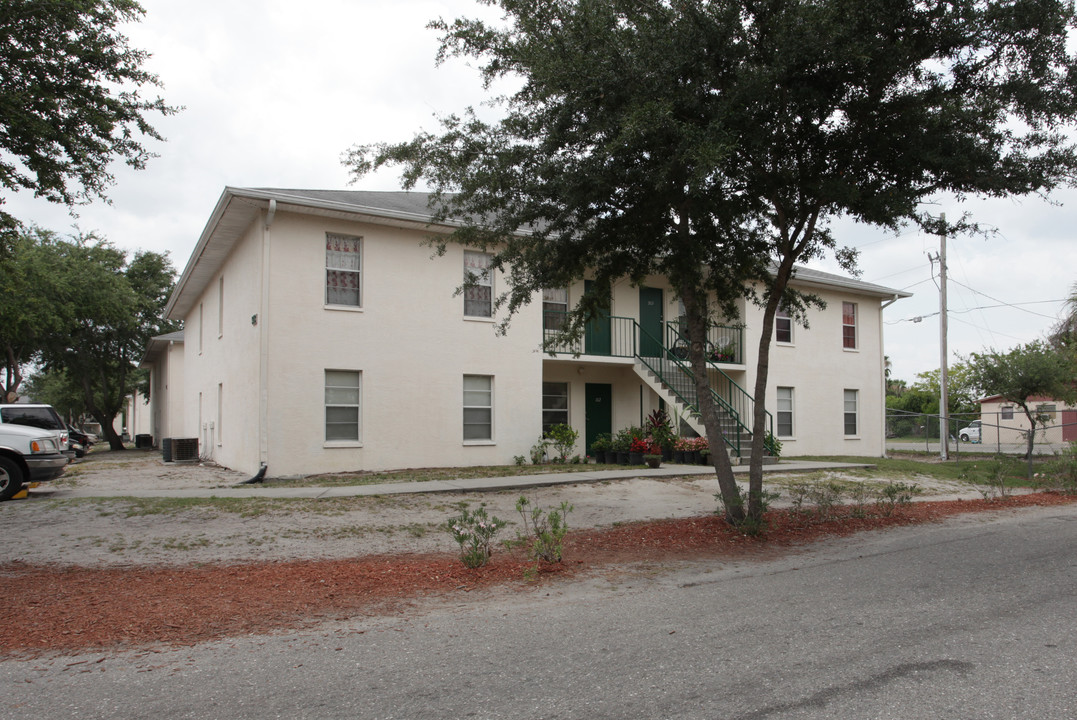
886, 408, 1077, 456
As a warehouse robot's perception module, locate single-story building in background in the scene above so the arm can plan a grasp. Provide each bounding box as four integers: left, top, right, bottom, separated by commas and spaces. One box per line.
979, 395, 1077, 446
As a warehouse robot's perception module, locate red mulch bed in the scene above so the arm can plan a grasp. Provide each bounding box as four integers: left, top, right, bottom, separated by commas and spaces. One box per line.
2, 493, 1073, 656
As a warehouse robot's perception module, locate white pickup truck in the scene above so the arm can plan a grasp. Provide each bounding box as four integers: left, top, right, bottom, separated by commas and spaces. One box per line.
0, 424, 68, 501
958, 420, 982, 443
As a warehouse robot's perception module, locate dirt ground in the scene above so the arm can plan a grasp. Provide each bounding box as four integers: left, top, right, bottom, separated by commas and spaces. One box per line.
1, 448, 983, 568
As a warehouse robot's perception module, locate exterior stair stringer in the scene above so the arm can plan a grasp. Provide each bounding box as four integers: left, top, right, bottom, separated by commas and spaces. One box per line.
632, 359, 742, 465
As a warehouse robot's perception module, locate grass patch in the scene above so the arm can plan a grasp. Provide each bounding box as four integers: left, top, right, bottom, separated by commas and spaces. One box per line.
45, 495, 432, 518
786, 454, 1041, 489
274, 462, 610, 487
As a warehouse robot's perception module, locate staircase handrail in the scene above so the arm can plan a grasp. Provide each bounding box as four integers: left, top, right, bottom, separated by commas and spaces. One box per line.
634, 321, 742, 455
664, 322, 774, 440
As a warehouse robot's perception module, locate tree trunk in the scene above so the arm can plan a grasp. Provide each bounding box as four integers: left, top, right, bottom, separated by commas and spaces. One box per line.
1022, 405, 1036, 478
679, 285, 744, 523
746, 257, 797, 520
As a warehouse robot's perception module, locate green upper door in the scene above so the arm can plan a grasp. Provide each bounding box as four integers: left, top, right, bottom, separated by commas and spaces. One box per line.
639, 286, 664, 357
584, 280, 612, 356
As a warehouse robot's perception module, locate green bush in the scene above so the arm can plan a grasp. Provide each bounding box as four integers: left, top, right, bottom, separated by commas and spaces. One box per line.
544, 423, 580, 463
515, 496, 573, 563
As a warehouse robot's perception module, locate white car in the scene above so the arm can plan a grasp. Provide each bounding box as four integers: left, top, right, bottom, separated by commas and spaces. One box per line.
959, 420, 982, 443
0, 423, 68, 500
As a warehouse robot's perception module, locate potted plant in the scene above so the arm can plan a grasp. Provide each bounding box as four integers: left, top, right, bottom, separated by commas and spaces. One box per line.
628, 437, 649, 465
590, 433, 611, 464
673, 437, 691, 463
645, 409, 676, 461
612, 428, 633, 464
643, 452, 662, 468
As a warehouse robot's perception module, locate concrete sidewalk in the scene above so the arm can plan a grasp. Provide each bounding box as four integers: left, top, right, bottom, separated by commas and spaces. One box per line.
59, 460, 873, 499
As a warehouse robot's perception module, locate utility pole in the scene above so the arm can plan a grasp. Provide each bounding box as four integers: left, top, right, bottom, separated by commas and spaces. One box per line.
938, 214, 949, 460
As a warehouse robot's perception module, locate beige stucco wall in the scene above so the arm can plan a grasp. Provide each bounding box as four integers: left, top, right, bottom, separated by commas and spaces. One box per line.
173, 202, 897, 475
253, 211, 544, 477
181, 221, 263, 470
148, 340, 185, 444
744, 285, 888, 456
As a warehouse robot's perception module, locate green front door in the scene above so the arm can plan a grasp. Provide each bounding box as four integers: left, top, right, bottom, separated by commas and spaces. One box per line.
585, 383, 613, 454
639, 286, 664, 357
584, 280, 611, 356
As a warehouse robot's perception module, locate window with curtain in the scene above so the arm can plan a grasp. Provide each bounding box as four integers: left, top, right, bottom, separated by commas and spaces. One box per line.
325, 370, 361, 441
464, 251, 493, 317
463, 375, 493, 440
326, 233, 362, 306
543, 288, 568, 331
775, 306, 792, 343
842, 302, 857, 349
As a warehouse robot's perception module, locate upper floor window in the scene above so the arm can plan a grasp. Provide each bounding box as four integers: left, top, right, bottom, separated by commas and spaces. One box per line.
218, 276, 224, 338
775, 306, 793, 344
842, 302, 857, 349
326, 233, 362, 307
543, 288, 568, 330
464, 251, 493, 318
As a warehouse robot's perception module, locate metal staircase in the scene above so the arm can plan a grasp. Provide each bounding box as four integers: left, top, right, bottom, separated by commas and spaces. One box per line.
631, 323, 772, 459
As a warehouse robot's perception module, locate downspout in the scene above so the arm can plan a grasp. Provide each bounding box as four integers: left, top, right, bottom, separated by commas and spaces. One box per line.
258, 199, 276, 473
879, 293, 900, 458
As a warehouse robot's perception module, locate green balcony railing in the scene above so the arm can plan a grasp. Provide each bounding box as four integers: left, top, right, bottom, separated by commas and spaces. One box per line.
542, 310, 770, 454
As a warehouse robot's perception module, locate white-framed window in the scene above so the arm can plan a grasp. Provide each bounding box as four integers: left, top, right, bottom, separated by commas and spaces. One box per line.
842, 302, 857, 349
198, 302, 204, 354
844, 389, 859, 436
325, 370, 361, 442
1001, 405, 1014, 420
775, 306, 793, 344
326, 233, 362, 307
1036, 403, 1057, 420
542, 382, 569, 434
543, 288, 568, 331
464, 251, 493, 318
777, 387, 794, 437
217, 382, 223, 447
463, 375, 493, 440
218, 276, 224, 338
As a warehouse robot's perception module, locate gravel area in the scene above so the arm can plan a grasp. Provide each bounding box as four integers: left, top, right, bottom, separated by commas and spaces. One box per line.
1, 448, 985, 568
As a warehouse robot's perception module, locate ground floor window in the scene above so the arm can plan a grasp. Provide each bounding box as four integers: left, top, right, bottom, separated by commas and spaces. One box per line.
777, 387, 794, 437
844, 389, 858, 436
325, 370, 361, 441
464, 375, 493, 440
542, 382, 569, 434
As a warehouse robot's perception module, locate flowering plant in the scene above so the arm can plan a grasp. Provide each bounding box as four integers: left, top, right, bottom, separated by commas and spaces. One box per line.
447, 504, 507, 568
674, 437, 693, 451
689, 436, 709, 452
629, 437, 650, 453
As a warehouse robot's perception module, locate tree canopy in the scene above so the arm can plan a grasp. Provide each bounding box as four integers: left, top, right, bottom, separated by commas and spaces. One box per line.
2, 229, 176, 449
0, 0, 177, 244
349, 0, 1077, 522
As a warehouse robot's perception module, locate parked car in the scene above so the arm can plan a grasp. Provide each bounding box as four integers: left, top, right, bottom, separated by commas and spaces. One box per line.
0, 404, 73, 460
0, 423, 68, 500
959, 420, 982, 443
66, 424, 96, 457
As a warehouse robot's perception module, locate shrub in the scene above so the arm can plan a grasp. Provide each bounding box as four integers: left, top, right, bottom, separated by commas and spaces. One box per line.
544, 423, 580, 462
515, 496, 573, 563
447, 504, 507, 568
875, 482, 922, 517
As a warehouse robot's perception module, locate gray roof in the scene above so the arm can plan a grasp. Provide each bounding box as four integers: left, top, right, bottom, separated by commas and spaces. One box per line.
140, 330, 185, 368
165, 187, 909, 319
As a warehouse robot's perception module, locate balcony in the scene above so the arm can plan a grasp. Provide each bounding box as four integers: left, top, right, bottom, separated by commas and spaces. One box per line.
542, 311, 744, 365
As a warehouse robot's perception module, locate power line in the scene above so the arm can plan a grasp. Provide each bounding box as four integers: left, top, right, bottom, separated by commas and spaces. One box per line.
947, 278, 1063, 320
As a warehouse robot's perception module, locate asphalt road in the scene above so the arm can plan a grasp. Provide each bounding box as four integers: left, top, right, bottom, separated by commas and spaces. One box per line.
3, 504, 1076, 719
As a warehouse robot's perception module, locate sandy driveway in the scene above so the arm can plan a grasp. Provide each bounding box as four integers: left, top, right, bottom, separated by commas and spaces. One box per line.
1, 449, 982, 568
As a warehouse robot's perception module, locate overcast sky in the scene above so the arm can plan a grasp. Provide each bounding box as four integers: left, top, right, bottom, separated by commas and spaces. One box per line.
8, 0, 1076, 382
